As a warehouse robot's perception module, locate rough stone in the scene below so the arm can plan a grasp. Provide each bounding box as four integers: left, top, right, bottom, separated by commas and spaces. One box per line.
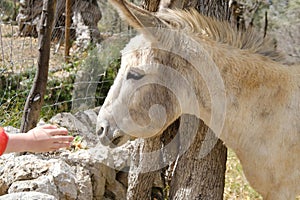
0, 154, 50, 195
8, 176, 58, 199
0, 108, 132, 200
48, 160, 77, 200
0, 192, 57, 200
49, 112, 99, 147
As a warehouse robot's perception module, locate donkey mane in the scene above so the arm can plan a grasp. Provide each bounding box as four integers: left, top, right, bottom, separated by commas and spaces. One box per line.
157, 9, 284, 62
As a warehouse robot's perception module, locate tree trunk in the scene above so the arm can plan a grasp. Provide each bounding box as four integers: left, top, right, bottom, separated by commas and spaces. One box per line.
125, 1, 171, 200
126, 118, 180, 200
124, 1, 168, 199
127, 136, 162, 200
17, 0, 102, 50
141, 0, 161, 12
169, 1, 232, 199
126, 1, 233, 199
64, 0, 72, 62
195, 0, 231, 20
20, 0, 56, 132
170, 116, 227, 199
159, 0, 197, 10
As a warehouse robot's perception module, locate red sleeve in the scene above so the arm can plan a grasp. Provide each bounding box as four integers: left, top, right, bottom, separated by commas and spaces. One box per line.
0, 127, 9, 155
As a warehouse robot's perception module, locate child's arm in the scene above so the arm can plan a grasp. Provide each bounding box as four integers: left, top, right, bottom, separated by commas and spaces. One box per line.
1, 125, 73, 154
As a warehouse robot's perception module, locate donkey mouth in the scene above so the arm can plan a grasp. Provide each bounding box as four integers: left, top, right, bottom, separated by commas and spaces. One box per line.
111, 130, 129, 146
98, 129, 129, 147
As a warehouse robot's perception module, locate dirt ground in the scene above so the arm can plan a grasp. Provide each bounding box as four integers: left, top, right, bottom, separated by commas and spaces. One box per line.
0, 24, 66, 73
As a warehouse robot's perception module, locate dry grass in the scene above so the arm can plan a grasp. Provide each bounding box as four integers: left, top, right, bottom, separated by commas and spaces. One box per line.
225, 149, 300, 200
0, 24, 65, 73
224, 149, 262, 200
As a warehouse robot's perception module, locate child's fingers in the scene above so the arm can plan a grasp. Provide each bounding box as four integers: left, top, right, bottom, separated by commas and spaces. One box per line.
53, 135, 74, 142
49, 128, 69, 136
51, 142, 72, 150
40, 124, 58, 129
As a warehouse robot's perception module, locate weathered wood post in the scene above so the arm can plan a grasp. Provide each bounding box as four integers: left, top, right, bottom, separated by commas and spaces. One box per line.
65, 0, 72, 62
20, 0, 56, 132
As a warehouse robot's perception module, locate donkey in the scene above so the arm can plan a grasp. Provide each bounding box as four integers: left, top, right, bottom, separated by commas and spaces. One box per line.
97, 0, 300, 199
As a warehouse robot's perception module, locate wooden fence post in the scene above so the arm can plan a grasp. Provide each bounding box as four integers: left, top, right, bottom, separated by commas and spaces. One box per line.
20, 0, 57, 132
65, 0, 71, 62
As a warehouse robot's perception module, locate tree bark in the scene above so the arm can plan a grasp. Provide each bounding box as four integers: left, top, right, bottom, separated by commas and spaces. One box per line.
170, 116, 227, 200
127, 136, 162, 200
125, 1, 172, 200
126, 117, 180, 200
17, 0, 102, 49
126, 1, 232, 200
20, 0, 56, 132
141, 0, 161, 12
159, 0, 197, 10
168, 2, 232, 199
195, 0, 231, 20
64, 0, 72, 62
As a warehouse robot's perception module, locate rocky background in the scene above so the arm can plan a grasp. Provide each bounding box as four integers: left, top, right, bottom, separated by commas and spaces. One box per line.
0, 108, 116, 200
1, 107, 164, 200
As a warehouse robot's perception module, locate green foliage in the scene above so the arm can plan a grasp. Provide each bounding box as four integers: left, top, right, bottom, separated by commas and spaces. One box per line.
0, 0, 19, 21
0, 47, 122, 127
0, 64, 77, 127
41, 64, 77, 121
284, 0, 300, 22
75, 37, 128, 109
95, 56, 120, 106
0, 69, 35, 127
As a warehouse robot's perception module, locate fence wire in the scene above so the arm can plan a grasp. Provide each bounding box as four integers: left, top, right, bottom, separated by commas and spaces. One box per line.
0, 0, 131, 128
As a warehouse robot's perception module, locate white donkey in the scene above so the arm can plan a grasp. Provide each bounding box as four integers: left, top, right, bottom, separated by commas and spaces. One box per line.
97, 0, 300, 199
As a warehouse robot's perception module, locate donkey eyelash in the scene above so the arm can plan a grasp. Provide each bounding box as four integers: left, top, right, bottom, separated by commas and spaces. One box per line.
126, 69, 145, 80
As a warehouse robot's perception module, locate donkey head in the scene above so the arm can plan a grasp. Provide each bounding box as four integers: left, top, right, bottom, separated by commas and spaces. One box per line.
96, 0, 209, 146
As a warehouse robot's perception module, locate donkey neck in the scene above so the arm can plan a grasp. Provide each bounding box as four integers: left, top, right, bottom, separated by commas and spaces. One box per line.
177, 39, 293, 140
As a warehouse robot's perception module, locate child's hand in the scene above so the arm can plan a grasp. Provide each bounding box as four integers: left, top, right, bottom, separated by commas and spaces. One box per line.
25, 124, 74, 152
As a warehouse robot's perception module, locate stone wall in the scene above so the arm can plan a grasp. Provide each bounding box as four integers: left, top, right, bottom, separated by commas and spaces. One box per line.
0, 108, 131, 200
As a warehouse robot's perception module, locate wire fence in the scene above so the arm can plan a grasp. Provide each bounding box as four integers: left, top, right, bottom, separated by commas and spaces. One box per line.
0, 0, 133, 128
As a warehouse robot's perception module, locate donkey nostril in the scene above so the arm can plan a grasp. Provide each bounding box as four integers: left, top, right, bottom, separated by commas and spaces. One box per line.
97, 120, 110, 137
97, 127, 104, 136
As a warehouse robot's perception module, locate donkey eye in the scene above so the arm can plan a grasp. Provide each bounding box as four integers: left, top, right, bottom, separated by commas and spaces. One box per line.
126, 69, 145, 80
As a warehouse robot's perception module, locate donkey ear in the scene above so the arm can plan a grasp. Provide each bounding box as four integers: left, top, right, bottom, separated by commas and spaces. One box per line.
109, 0, 166, 30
